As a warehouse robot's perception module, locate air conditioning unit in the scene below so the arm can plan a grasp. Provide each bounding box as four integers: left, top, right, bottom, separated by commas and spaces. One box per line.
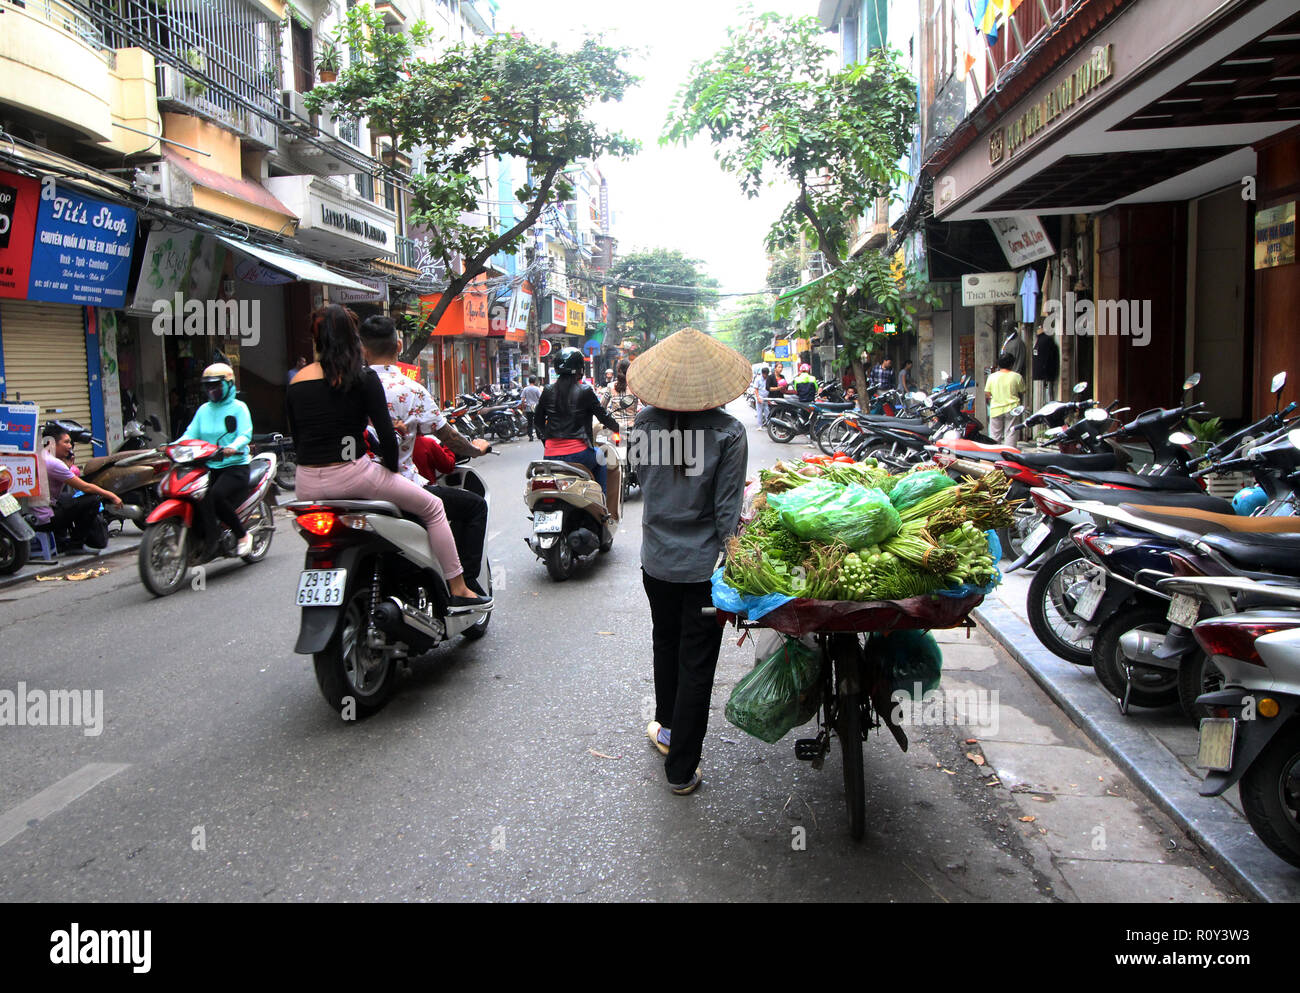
279, 89, 319, 135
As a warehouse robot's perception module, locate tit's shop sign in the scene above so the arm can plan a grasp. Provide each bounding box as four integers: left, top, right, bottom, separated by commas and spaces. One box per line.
990, 44, 1116, 165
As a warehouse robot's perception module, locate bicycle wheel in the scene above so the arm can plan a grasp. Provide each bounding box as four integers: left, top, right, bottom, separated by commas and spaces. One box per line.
831, 634, 865, 841
818, 416, 854, 456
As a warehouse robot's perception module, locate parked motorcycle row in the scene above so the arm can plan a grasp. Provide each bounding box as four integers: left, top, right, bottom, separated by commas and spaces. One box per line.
942, 370, 1300, 869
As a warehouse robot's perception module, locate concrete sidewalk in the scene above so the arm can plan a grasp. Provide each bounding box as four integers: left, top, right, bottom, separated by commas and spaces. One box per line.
976, 569, 1300, 902
0, 527, 143, 590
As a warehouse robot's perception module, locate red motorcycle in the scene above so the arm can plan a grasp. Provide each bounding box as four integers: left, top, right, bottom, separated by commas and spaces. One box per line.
137, 438, 277, 597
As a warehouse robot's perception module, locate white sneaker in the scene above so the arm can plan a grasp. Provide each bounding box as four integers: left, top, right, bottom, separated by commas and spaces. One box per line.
235, 533, 254, 557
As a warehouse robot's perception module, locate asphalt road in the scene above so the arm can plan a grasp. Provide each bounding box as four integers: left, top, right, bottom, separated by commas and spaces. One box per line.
0, 404, 1239, 902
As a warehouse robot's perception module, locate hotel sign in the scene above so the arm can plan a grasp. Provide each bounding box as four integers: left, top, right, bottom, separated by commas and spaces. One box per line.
990, 44, 1116, 166
1255, 202, 1296, 270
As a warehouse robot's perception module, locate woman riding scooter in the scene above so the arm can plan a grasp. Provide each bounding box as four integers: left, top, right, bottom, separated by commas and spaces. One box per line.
535, 347, 620, 510
178, 363, 254, 558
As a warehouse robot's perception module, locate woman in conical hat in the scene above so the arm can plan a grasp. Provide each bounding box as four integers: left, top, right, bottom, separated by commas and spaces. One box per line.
628, 328, 751, 796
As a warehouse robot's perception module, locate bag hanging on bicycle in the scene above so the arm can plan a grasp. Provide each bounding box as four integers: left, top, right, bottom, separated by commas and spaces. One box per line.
725, 633, 822, 744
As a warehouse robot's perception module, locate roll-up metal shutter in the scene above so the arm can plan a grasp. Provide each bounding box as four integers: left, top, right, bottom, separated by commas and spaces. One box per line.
1, 301, 91, 464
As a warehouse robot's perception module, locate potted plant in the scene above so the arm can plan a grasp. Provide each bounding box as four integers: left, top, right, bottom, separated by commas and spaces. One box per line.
315, 39, 341, 82
183, 49, 207, 98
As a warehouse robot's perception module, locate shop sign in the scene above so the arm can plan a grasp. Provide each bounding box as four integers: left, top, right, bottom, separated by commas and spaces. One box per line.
27, 181, 136, 306
961, 271, 1018, 307
319, 204, 390, 247
332, 276, 387, 304
566, 300, 586, 336
988, 216, 1054, 267
507, 286, 532, 334
395, 361, 420, 381
132, 225, 227, 311
548, 296, 567, 332
773, 339, 790, 359
1255, 202, 1296, 270
0, 400, 41, 500
992, 44, 1116, 165
0, 172, 39, 300
234, 259, 294, 285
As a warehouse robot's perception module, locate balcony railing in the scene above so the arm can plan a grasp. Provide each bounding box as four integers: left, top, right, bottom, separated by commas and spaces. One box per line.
7, 0, 113, 57
396, 235, 421, 270
85, 0, 281, 130
984, 0, 1070, 76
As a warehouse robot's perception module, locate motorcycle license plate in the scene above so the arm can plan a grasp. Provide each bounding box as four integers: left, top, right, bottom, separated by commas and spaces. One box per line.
1197, 718, 1237, 772
0, 493, 19, 516
1166, 592, 1200, 629
296, 569, 347, 607
533, 511, 563, 534
1024, 522, 1052, 554
1073, 578, 1106, 622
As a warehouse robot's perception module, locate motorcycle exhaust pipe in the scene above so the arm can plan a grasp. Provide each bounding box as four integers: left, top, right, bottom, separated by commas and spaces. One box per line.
372, 596, 443, 652
106, 503, 145, 522
1117, 629, 1181, 672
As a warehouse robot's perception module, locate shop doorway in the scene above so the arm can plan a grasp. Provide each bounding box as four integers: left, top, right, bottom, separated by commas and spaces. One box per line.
1191, 187, 1249, 422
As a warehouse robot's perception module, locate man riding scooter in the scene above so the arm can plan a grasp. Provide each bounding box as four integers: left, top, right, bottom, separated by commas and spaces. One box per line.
358, 316, 493, 594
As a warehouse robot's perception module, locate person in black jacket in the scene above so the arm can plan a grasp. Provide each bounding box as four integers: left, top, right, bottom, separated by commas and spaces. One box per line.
535, 347, 619, 501
1033, 328, 1060, 402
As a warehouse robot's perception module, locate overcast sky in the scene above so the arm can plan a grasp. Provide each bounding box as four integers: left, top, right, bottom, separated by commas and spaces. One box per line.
494, 0, 825, 296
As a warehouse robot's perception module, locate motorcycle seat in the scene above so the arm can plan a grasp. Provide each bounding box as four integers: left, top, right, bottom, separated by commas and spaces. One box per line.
247, 459, 272, 490
1055, 469, 1200, 491
862, 417, 932, 431
1197, 531, 1300, 576
813, 401, 856, 412
1051, 484, 1232, 514
1007, 451, 1118, 471
1119, 504, 1300, 535
287, 498, 402, 516
525, 459, 594, 482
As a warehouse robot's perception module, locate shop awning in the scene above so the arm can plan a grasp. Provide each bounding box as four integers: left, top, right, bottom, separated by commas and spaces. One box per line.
776, 271, 830, 305
217, 237, 374, 293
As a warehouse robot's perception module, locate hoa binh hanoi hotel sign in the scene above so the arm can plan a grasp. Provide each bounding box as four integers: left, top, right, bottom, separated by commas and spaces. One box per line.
990, 44, 1116, 166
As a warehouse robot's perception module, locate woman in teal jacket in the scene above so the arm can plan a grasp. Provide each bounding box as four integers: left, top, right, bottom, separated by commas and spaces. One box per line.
179, 363, 254, 557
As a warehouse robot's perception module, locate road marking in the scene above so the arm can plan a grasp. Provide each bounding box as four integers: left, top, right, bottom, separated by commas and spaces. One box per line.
0, 763, 129, 849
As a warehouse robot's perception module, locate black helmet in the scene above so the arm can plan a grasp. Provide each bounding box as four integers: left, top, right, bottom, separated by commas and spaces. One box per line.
555, 347, 585, 376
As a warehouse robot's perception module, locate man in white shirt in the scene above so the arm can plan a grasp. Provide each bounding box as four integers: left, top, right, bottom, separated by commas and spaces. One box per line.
359, 316, 491, 593
521, 376, 542, 441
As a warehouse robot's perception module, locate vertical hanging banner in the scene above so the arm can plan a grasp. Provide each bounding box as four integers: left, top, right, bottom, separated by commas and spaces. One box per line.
0, 170, 40, 300
27, 181, 137, 306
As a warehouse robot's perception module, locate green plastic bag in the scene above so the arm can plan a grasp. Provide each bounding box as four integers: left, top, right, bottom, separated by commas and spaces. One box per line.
725, 636, 822, 744
888, 470, 957, 512
869, 630, 944, 699
769, 480, 901, 549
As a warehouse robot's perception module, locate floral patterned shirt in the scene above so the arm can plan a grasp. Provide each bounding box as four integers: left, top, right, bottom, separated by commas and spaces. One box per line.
369, 364, 448, 483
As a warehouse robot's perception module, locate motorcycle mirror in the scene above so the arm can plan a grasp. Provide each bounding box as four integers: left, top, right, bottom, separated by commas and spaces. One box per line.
1183, 372, 1202, 391
1072, 381, 1088, 394
1272, 371, 1286, 394
1169, 431, 1196, 446
910, 391, 928, 403
1085, 407, 1109, 422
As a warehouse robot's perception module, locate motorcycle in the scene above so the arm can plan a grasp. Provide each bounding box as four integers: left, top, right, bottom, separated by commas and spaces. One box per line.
0, 465, 36, 575
137, 431, 278, 597
286, 455, 494, 715
1167, 575, 1300, 867
524, 438, 621, 581
252, 432, 297, 490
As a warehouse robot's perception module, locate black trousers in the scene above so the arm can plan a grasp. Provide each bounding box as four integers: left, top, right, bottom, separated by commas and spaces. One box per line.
427, 484, 488, 593
523, 409, 536, 441
199, 464, 250, 544
42, 497, 103, 548
642, 570, 726, 784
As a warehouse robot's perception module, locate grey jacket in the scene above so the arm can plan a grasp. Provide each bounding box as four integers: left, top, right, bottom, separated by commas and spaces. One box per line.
632, 406, 748, 583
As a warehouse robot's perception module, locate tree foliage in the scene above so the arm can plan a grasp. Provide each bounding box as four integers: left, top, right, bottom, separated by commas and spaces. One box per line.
714, 294, 779, 362
608, 248, 720, 345
663, 10, 924, 400
307, 4, 639, 360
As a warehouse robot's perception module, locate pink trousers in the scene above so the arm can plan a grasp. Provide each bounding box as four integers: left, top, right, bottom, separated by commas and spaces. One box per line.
296, 459, 463, 580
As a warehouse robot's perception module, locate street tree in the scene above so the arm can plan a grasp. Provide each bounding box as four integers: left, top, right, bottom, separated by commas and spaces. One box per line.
307, 4, 638, 361
714, 294, 779, 363
608, 248, 720, 345
663, 10, 925, 403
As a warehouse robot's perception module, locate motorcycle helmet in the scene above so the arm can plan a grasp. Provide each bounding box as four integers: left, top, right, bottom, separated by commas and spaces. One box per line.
799, 363, 811, 373
201, 363, 236, 404
1232, 484, 1268, 516
555, 347, 585, 376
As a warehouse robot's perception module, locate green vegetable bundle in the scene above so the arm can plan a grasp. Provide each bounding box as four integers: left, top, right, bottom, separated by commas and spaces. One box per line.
768, 480, 901, 550
888, 470, 956, 511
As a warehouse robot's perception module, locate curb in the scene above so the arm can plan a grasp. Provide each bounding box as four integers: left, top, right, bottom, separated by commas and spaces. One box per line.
974, 599, 1300, 903
0, 538, 141, 591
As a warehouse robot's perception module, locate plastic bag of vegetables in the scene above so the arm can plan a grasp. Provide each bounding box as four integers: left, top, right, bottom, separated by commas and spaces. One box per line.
769, 480, 901, 550
888, 470, 957, 512
869, 630, 944, 699
725, 635, 823, 743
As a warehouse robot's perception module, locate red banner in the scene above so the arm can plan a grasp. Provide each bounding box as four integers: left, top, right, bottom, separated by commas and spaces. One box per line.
0, 171, 40, 300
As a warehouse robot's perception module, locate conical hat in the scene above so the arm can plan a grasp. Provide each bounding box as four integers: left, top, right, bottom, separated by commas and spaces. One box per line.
626, 328, 753, 412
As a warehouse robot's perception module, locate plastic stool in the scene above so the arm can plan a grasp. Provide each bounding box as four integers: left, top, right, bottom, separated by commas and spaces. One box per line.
29, 532, 58, 563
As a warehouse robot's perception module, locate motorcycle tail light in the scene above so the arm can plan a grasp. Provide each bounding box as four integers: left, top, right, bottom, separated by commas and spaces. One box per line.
531, 480, 560, 491
612, 432, 621, 444
1030, 491, 1073, 518
0, 467, 10, 496
297, 511, 336, 536
1167, 551, 1208, 577
1082, 533, 1146, 556
1192, 617, 1300, 666
844, 420, 859, 430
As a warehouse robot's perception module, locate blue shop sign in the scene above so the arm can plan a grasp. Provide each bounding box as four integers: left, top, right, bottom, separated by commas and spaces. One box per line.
0, 402, 39, 453
27, 184, 136, 307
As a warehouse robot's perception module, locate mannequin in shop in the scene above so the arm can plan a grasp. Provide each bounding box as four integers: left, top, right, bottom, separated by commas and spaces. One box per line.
1000, 322, 1027, 378
1033, 325, 1060, 404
